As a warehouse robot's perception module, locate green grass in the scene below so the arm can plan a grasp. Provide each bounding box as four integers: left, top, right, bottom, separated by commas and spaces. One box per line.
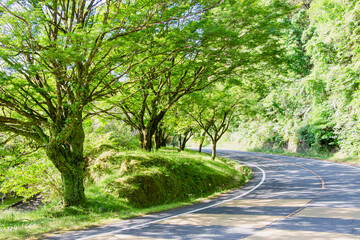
0, 148, 252, 240
0, 198, 23, 210
251, 147, 360, 167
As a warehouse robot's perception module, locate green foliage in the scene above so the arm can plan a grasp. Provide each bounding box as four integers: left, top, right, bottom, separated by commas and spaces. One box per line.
0, 0, 231, 206
0, 149, 62, 202
2, 0, 359, 213
263, 132, 287, 150
83, 117, 139, 154
220, 0, 360, 160
0, 116, 141, 205
105, 0, 293, 152
0, 135, 60, 201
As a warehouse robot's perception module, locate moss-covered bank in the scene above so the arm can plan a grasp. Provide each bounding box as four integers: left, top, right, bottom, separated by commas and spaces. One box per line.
88, 148, 252, 207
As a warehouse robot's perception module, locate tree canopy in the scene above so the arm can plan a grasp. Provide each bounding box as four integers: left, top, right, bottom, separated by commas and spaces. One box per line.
2, 0, 357, 207
0, 0, 223, 206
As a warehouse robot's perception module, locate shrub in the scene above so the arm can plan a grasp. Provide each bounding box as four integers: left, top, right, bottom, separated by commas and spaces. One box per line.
297, 124, 338, 153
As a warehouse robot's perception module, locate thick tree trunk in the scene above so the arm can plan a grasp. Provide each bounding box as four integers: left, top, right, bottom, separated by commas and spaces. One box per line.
198, 141, 203, 152
198, 136, 205, 152
139, 112, 165, 151
154, 136, 159, 150
142, 130, 153, 151
211, 141, 217, 160
61, 166, 85, 206
178, 129, 192, 151
180, 134, 189, 150
46, 120, 86, 206
155, 125, 168, 149
171, 136, 176, 147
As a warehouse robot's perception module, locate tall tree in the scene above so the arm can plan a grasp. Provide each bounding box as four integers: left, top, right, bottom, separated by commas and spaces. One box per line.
0, 0, 211, 206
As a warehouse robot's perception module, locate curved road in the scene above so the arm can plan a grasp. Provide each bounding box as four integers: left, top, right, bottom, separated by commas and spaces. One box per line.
47, 149, 360, 240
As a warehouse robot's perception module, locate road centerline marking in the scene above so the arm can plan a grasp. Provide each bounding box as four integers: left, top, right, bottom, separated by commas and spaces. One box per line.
240, 153, 326, 228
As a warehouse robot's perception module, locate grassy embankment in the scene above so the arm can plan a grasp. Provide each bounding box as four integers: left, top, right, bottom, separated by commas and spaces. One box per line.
0, 148, 252, 240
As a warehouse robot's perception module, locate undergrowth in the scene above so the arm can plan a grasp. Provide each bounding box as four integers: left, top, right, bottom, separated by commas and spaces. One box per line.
0, 148, 252, 240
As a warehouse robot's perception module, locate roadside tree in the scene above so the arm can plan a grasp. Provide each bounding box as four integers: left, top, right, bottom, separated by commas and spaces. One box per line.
0, 0, 210, 206
184, 84, 243, 160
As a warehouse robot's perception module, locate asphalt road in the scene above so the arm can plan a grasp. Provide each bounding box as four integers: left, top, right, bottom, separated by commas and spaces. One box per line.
46, 149, 360, 240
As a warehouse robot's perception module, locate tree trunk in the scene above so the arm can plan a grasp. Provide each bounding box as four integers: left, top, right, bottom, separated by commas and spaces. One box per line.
171, 136, 176, 147
142, 129, 153, 151
211, 140, 217, 160
198, 139, 204, 152
46, 120, 86, 206
61, 166, 85, 206
139, 112, 165, 151
138, 129, 153, 151
178, 135, 182, 152
180, 139, 187, 151
139, 131, 144, 149
154, 135, 159, 150
198, 131, 206, 152
180, 131, 191, 151
161, 134, 168, 147
154, 127, 162, 150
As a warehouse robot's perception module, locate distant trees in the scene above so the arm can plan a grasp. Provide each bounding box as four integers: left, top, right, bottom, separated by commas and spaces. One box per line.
182, 84, 243, 159
302, 0, 360, 155
112, 47, 220, 151
226, 0, 360, 156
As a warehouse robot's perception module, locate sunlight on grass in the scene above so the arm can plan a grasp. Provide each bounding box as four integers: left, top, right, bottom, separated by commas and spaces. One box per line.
0, 198, 23, 210
0, 149, 252, 240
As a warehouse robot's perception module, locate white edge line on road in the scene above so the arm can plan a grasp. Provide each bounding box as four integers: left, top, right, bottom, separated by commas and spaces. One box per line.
78, 162, 266, 240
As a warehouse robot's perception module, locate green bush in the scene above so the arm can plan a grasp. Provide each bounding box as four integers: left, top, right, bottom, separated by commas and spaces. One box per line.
297, 124, 338, 153
262, 131, 287, 150
0, 149, 62, 202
